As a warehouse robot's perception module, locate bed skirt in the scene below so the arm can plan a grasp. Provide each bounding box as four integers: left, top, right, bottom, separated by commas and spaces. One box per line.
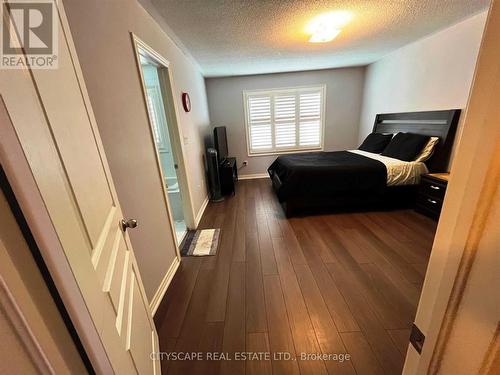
271, 172, 418, 217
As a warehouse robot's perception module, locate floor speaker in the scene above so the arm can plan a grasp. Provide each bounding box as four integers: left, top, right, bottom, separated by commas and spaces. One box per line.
206, 148, 224, 202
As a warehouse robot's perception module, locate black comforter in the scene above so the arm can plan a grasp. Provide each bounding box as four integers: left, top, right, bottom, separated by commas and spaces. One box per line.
267, 151, 387, 202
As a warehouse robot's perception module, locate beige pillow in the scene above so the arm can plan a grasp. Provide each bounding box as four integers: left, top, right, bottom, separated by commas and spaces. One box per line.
414, 136, 439, 162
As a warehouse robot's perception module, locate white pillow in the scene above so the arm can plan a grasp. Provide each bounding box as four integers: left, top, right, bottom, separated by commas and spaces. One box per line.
414, 137, 439, 162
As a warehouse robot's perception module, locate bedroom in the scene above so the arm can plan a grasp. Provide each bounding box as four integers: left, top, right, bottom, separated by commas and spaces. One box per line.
0, 1, 498, 374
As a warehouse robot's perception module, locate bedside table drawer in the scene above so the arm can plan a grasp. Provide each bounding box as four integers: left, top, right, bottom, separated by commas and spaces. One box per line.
416, 194, 443, 219
420, 178, 446, 200
416, 173, 449, 220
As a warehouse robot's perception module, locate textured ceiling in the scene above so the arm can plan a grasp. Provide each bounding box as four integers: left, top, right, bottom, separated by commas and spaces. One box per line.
142, 0, 490, 77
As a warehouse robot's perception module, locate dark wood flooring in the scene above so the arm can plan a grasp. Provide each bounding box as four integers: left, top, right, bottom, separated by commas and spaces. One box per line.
154, 179, 437, 375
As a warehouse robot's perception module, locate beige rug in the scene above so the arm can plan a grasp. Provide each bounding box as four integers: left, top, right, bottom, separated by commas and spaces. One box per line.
180, 229, 220, 256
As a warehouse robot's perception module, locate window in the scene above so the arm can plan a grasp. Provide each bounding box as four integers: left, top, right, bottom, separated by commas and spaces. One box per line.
145, 86, 168, 151
146, 87, 162, 144
243, 85, 325, 155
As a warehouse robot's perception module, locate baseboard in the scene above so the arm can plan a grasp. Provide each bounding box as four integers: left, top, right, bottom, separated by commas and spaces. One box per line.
238, 173, 269, 180
194, 195, 209, 228
150, 256, 180, 316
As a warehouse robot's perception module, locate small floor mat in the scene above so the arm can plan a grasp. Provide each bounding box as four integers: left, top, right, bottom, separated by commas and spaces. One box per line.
180, 229, 220, 257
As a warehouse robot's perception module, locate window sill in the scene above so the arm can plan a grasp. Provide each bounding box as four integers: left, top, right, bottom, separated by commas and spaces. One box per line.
248, 147, 323, 157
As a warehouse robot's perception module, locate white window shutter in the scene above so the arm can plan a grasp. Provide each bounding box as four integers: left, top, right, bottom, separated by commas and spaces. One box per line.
248, 95, 272, 150
245, 86, 324, 154
274, 94, 296, 148
298, 91, 322, 147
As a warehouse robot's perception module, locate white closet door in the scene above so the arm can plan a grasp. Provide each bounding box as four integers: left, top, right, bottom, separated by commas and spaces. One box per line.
0, 1, 159, 373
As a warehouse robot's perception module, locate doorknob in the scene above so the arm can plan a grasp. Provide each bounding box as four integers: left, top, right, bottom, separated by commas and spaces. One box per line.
121, 218, 138, 232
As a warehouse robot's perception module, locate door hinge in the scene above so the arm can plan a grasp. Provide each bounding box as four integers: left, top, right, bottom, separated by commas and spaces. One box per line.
410, 323, 425, 354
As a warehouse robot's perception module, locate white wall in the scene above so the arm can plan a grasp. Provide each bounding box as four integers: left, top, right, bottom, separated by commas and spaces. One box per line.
206, 68, 366, 176
358, 11, 488, 165
64, 0, 211, 301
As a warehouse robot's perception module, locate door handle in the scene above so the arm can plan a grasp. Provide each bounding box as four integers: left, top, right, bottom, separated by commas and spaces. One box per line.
430, 185, 440, 190
121, 218, 138, 232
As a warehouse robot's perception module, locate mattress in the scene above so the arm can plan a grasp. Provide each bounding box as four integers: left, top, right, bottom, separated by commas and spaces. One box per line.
348, 149, 428, 186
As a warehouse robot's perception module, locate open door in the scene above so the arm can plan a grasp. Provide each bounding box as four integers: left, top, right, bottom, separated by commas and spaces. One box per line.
0, 1, 159, 373
133, 37, 188, 246
131, 34, 196, 246
403, 2, 499, 374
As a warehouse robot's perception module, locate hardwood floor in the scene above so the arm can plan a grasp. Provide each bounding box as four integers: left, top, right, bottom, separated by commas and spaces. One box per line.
154, 179, 437, 375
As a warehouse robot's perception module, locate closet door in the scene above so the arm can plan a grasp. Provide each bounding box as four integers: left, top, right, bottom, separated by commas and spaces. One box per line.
0, 1, 159, 373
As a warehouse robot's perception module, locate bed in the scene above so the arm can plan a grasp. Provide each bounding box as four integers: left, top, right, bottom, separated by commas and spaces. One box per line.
268, 109, 461, 216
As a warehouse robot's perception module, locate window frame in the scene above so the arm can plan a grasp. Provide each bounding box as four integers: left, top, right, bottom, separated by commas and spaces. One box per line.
145, 85, 169, 152
243, 84, 326, 157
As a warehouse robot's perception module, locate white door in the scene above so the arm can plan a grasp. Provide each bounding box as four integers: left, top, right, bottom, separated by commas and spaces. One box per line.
0, 1, 159, 374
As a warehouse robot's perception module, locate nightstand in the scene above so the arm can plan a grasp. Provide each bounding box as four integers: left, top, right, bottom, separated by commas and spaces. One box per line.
415, 173, 449, 220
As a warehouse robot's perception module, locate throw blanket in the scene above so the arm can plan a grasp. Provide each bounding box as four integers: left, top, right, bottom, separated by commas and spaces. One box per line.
267, 151, 387, 202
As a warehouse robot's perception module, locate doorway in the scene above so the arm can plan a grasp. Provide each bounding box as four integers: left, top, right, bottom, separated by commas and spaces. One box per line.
133, 37, 189, 245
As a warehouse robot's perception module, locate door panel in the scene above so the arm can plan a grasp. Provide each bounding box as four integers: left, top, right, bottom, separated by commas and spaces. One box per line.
129, 269, 156, 374
92, 206, 118, 269
107, 235, 128, 312
117, 253, 133, 336
0, 1, 159, 373
28, 8, 114, 249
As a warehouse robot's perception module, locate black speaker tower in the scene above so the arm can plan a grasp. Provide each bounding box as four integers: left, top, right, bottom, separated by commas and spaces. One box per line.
206, 148, 224, 202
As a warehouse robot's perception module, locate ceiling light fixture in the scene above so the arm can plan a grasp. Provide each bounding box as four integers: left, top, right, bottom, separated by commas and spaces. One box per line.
309, 28, 341, 43
306, 11, 352, 43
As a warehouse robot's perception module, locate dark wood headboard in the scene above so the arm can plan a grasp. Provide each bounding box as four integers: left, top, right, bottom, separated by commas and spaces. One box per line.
372, 109, 461, 172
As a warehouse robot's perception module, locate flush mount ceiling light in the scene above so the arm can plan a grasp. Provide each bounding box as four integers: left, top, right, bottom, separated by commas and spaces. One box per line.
309, 28, 341, 43
305, 11, 353, 43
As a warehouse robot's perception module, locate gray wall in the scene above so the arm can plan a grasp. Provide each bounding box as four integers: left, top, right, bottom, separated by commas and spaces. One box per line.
206, 68, 366, 176
359, 11, 487, 168
64, 0, 211, 301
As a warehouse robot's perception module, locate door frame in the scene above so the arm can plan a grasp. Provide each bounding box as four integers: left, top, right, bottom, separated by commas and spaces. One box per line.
403, 1, 499, 373
131, 33, 195, 252
0, 166, 91, 373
